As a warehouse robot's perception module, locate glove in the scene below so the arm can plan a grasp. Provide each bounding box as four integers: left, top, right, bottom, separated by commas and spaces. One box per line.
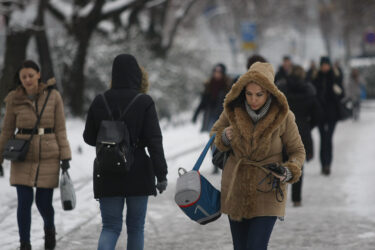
156, 179, 168, 194
61, 160, 70, 171
0, 164, 4, 177
264, 163, 286, 176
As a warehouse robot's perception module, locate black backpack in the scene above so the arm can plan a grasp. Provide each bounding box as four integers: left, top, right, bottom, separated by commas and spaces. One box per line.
95, 93, 142, 174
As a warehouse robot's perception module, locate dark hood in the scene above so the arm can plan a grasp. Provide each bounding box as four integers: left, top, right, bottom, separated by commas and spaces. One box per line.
111, 54, 142, 90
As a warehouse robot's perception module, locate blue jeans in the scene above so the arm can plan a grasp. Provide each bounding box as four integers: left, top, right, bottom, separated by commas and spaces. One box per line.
229, 216, 277, 250
16, 185, 55, 243
98, 196, 148, 250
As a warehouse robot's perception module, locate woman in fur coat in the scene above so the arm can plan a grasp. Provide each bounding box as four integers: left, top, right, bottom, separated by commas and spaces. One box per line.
211, 62, 305, 250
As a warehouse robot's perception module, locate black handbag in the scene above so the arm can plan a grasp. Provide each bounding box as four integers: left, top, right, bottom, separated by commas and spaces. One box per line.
2, 89, 52, 162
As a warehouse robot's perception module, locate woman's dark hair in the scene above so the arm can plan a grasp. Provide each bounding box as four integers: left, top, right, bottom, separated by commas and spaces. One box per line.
228, 89, 246, 110
15, 60, 41, 86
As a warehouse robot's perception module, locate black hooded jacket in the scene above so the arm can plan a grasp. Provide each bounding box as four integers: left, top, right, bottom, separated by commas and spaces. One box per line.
278, 76, 322, 160
83, 54, 168, 198
312, 69, 344, 123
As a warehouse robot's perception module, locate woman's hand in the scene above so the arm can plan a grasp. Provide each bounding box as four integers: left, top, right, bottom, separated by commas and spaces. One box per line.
225, 126, 234, 141
271, 172, 287, 182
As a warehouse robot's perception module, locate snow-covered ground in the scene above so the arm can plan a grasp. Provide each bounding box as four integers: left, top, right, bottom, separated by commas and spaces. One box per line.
1, 102, 375, 250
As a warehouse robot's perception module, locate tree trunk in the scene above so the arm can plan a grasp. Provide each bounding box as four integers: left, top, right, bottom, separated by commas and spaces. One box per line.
0, 31, 31, 107
35, 0, 55, 83
66, 34, 91, 116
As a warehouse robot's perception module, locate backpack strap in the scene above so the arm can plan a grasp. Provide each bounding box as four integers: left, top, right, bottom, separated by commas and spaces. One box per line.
119, 93, 143, 120
101, 94, 114, 121
192, 134, 216, 171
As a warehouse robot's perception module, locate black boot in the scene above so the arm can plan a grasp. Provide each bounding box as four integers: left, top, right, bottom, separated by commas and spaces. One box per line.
20, 242, 32, 250
322, 166, 331, 176
44, 227, 56, 250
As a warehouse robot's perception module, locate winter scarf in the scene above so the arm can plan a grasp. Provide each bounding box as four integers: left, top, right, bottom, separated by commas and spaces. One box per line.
245, 97, 272, 123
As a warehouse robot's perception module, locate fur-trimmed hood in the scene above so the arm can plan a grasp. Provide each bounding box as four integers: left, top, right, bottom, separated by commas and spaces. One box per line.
5, 78, 57, 105
221, 62, 290, 161
224, 62, 289, 120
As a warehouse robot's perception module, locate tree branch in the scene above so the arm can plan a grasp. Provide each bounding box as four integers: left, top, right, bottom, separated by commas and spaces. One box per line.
100, 0, 140, 20
164, 0, 197, 51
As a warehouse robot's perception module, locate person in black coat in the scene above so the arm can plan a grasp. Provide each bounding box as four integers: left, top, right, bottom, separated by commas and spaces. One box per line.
192, 63, 232, 132
83, 54, 168, 250
278, 65, 321, 206
275, 55, 293, 85
312, 56, 344, 176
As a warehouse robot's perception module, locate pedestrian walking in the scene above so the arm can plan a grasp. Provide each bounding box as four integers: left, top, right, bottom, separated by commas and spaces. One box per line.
0, 60, 72, 250
192, 63, 232, 132
83, 54, 168, 250
232, 54, 267, 84
306, 60, 318, 83
278, 65, 321, 207
312, 56, 344, 176
348, 68, 366, 120
275, 55, 293, 85
211, 62, 305, 249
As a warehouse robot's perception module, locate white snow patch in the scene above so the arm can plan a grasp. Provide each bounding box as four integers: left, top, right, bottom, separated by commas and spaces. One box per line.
8, 1, 38, 31
358, 232, 375, 239
102, 0, 135, 16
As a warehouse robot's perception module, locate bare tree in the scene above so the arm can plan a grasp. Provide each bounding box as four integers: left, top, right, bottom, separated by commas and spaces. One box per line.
47, 0, 143, 115
0, 0, 54, 107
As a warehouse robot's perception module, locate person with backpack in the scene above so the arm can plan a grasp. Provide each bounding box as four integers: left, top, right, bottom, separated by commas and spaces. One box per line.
211, 62, 305, 250
0, 60, 72, 250
83, 54, 168, 250
278, 65, 322, 207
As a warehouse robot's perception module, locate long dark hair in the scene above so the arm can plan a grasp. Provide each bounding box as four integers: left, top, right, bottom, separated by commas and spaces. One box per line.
15, 60, 41, 86
228, 89, 246, 110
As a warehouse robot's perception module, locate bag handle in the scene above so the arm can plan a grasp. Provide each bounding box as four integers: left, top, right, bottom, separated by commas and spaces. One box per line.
192, 133, 216, 171
27, 89, 52, 142
101, 94, 114, 121
101, 93, 143, 121
119, 93, 143, 120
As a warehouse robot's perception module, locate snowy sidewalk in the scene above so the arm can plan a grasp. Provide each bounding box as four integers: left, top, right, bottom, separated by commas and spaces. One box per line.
1, 103, 375, 249
56, 103, 375, 250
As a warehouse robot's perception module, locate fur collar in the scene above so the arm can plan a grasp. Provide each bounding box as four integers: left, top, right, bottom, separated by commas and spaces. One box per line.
140, 67, 149, 94
5, 78, 56, 105
223, 63, 290, 159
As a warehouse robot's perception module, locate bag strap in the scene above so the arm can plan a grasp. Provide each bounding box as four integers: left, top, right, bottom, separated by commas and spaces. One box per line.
192, 133, 216, 171
28, 89, 52, 142
100, 94, 114, 121
119, 93, 143, 120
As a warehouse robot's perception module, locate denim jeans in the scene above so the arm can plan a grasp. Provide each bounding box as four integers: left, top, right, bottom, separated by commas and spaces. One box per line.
16, 185, 55, 243
98, 196, 148, 250
229, 216, 277, 250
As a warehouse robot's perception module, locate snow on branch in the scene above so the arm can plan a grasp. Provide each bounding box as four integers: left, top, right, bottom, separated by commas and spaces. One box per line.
100, 0, 137, 19
48, 0, 73, 22
8, 0, 38, 31
145, 0, 166, 9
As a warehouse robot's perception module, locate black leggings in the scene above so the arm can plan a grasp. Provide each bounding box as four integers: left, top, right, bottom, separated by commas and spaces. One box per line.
16, 185, 55, 243
292, 166, 304, 202
318, 121, 337, 169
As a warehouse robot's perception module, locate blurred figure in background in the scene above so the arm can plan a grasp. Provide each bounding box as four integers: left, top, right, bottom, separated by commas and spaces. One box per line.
275, 56, 293, 85
306, 60, 318, 83
192, 63, 232, 132
278, 65, 321, 207
349, 68, 367, 120
312, 56, 344, 176
192, 63, 232, 174
232, 54, 267, 84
